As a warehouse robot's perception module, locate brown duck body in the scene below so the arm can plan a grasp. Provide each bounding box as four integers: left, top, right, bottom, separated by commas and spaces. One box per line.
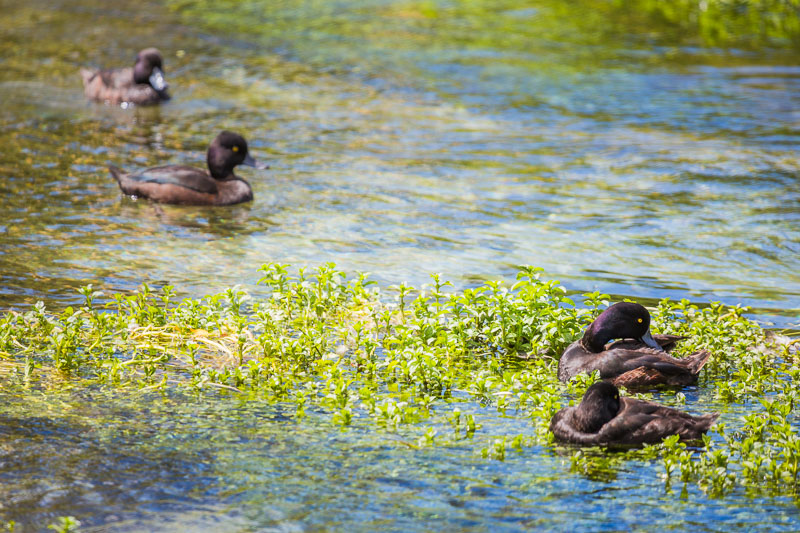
81, 48, 169, 106
80, 67, 168, 105
108, 131, 266, 206
108, 165, 252, 206
550, 382, 718, 446
558, 335, 711, 388
558, 302, 711, 388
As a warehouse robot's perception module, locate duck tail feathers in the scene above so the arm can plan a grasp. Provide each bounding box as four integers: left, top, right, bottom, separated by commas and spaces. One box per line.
697, 412, 720, 432
80, 68, 96, 84
686, 350, 712, 375
108, 164, 125, 184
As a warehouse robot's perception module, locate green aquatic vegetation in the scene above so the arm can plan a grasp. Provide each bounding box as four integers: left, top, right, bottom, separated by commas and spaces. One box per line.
611, 0, 800, 49
0, 263, 798, 499
656, 395, 800, 498
46, 517, 80, 533
6, 516, 84, 533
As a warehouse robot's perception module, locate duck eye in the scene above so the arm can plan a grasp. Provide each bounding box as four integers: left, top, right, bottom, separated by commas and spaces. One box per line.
637, 318, 642, 323
232, 146, 239, 153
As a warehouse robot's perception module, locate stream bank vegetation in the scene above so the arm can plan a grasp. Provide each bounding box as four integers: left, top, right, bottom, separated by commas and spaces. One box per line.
1, 263, 798, 500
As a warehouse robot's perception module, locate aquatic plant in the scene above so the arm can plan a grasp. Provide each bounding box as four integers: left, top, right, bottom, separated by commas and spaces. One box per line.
0, 263, 797, 500
46, 516, 80, 533
612, 0, 800, 49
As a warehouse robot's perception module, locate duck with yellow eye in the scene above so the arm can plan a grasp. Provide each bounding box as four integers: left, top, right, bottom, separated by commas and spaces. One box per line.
557, 302, 711, 388
550, 381, 718, 445
108, 131, 268, 206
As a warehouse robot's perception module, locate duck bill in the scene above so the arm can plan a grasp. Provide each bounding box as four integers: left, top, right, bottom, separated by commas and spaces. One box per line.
149, 67, 168, 92
640, 329, 663, 351
242, 153, 269, 170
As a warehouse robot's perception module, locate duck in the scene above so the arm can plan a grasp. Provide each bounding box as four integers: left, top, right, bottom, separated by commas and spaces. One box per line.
108, 131, 268, 206
80, 48, 170, 105
557, 302, 711, 388
549, 381, 718, 445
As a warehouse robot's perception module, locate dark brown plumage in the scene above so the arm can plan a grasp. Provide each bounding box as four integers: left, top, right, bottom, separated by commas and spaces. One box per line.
558, 302, 711, 388
108, 131, 268, 206
550, 382, 718, 446
81, 48, 169, 105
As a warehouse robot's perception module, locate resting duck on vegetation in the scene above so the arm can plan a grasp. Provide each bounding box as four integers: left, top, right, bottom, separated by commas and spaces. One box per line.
550, 381, 718, 445
108, 131, 268, 206
558, 302, 711, 388
81, 48, 169, 105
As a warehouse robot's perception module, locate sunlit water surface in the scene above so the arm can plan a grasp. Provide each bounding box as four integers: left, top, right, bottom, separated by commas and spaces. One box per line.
1, 0, 799, 530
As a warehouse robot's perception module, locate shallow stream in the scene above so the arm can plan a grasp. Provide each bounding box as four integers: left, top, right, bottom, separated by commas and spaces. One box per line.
1, 0, 799, 530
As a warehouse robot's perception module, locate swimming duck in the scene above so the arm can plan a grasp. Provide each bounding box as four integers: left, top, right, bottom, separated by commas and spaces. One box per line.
108, 131, 268, 206
550, 381, 718, 445
81, 48, 169, 105
558, 302, 711, 388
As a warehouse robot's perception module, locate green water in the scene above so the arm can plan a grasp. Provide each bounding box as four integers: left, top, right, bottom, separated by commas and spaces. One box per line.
1, 0, 799, 530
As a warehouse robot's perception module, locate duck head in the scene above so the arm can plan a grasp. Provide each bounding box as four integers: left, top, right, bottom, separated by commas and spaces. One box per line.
133, 48, 168, 93
207, 131, 269, 180
581, 302, 663, 353
573, 381, 621, 433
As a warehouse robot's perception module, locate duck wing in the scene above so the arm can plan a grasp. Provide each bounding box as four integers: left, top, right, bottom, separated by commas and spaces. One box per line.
597, 398, 718, 444
558, 339, 711, 385
127, 165, 219, 194
594, 347, 709, 378
101, 68, 134, 89
81, 67, 134, 89
550, 400, 718, 445
612, 367, 668, 388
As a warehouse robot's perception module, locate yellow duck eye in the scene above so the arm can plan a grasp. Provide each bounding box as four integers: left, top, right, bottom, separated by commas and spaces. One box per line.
637, 318, 642, 323
232, 146, 239, 152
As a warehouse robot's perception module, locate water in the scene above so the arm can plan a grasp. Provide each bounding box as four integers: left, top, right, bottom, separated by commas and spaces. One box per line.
1, 0, 799, 530
3, 387, 795, 532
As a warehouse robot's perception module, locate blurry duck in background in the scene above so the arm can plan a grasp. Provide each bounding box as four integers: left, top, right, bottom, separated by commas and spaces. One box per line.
558, 302, 711, 388
550, 381, 718, 445
81, 48, 169, 106
108, 131, 268, 206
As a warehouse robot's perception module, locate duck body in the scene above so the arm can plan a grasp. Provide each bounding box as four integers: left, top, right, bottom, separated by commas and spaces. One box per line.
558, 302, 711, 388
109, 165, 253, 206
109, 131, 267, 206
81, 48, 169, 105
550, 382, 718, 446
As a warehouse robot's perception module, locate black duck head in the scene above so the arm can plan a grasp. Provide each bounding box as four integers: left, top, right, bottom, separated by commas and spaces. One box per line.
573, 381, 621, 433
581, 302, 662, 353
133, 48, 168, 92
207, 131, 268, 180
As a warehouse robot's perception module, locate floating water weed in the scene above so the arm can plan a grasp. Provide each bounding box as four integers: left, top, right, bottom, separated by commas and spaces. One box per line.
46, 516, 80, 533
0, 263, 797, 500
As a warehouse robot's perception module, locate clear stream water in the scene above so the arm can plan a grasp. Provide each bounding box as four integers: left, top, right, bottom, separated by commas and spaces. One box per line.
1, 0, 799, 530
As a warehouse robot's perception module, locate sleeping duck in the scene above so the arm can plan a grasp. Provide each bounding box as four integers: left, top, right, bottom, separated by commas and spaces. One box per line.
550, 381, 718, 445
81, 48, 169, 106
558, 302, 711, 388
108, 131, 268, 206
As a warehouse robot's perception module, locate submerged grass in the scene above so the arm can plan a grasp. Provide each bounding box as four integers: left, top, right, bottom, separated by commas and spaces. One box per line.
1, 263, 798, 500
